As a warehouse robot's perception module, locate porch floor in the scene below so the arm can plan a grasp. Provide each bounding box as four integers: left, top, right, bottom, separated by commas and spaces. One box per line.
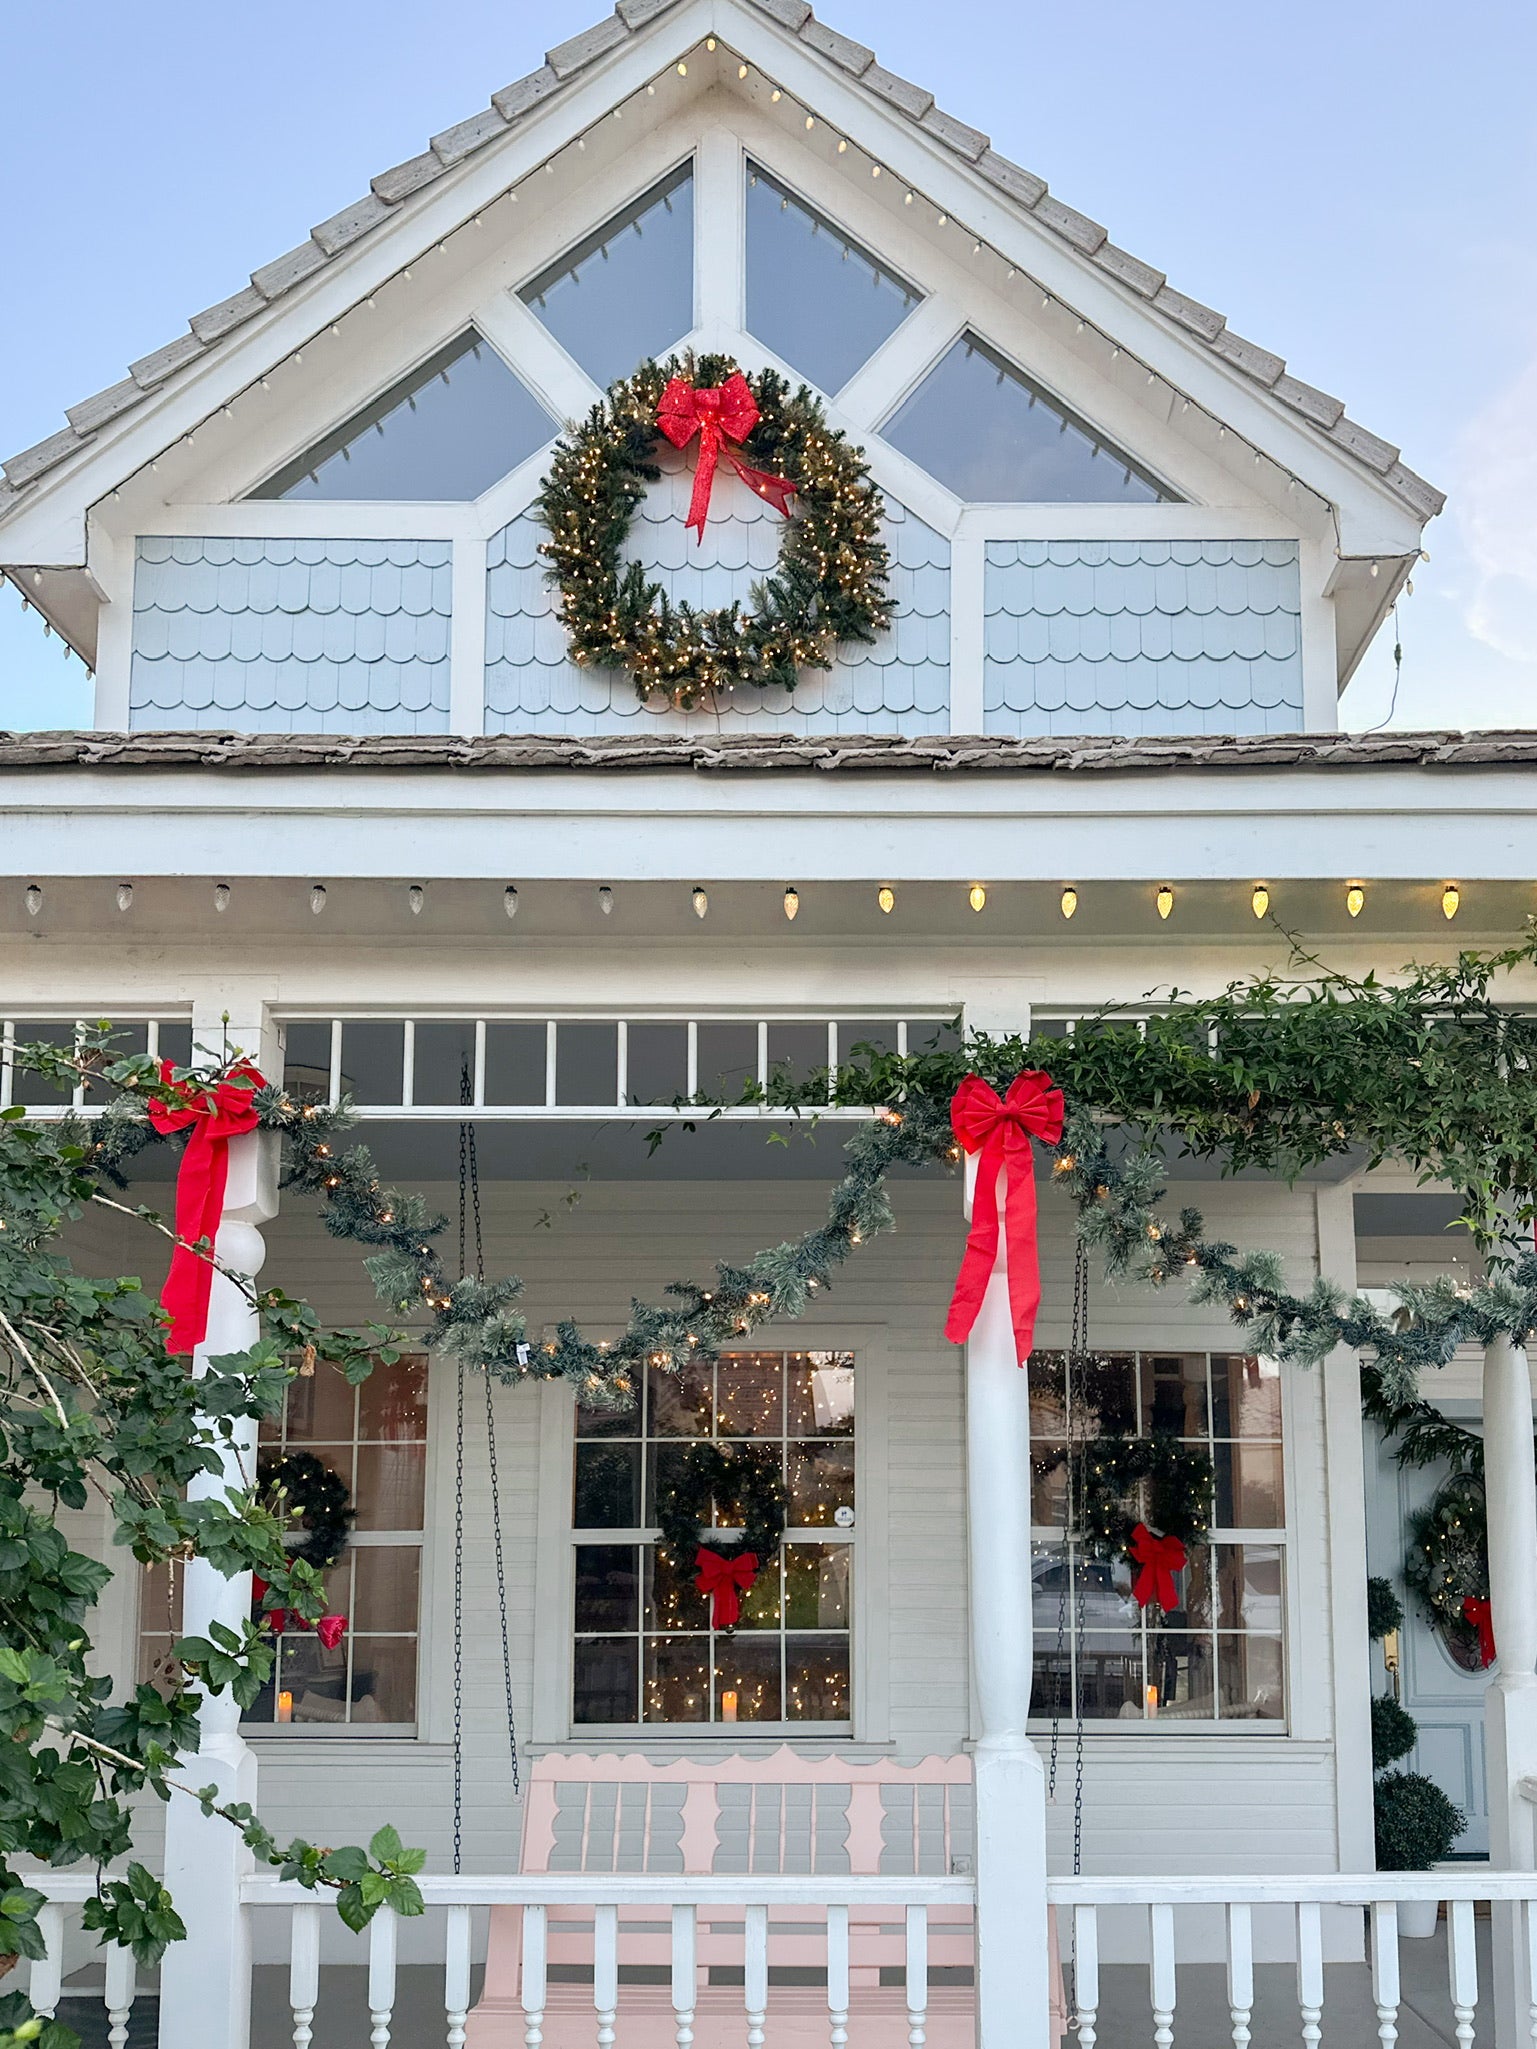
229, 1923, 1494, 2047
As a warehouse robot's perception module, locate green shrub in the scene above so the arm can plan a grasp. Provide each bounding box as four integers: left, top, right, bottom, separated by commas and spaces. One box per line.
1367, 1576, 1405, 1642
1371, 1694, 1418, 1770
1374, 1771, 1465, 1871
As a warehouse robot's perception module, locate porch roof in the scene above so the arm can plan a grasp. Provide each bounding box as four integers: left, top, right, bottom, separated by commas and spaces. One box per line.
0, 727, 1532, 777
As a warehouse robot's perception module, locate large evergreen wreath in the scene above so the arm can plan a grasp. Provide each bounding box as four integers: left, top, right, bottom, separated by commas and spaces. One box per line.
654, 1442, 788, 1568
536, 351, 891, 709
258, 1450, 355, 1569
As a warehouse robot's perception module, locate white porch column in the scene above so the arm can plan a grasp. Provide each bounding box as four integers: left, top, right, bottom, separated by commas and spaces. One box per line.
158, 1001, 279, 2049
956, 1006, 1052, 2045
1482, 1331, 1537, 2048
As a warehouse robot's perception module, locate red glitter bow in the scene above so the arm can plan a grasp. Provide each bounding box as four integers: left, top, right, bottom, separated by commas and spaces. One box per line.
147, 1060, 266, 1354
1463, 1595, 1496, 1668
1129, 1523, 1187, 1614
656, 373, 798, 542
694, 1546, 760, 1630
944, 1072, 1065, 1365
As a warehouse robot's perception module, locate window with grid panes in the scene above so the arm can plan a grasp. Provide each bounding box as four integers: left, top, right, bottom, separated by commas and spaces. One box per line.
138, 1356, 428, 1731
572, 1351, 855, 1728
1028, 1352, 1286, 1725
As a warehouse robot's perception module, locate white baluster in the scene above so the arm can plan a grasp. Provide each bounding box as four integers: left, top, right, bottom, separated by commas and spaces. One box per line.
445, 1904, 473, 2049
826, 1903, 850, 2049
104, 1940, 135, 2049
369, 1905, 398, 2049
745, 1904, 768, 2049
522, 1904, 548, 2049
289, 1903, 321, 2049
28, 1904, 64, 2018
594, 1903, 618, 2049
905, 1904, 929, 2049
672, 1903, 697, 2049
1296, 1901, 1324, 2049
1226, 1902, 1253, 2049
1074, 1905, 1100, 2049
1448, 1897, 1478, 2049
1371, 1900, 1400, 2048
1150, 1903, 1176, 2049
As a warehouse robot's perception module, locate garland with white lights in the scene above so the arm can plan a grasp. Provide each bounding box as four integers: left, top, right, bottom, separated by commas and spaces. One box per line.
536, 351, 891, 709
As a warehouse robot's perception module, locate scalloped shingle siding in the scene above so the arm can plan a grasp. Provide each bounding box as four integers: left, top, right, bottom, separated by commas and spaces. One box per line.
129, 537, 452, 734
982, 539, 1303, 739
484, 455, 949, 734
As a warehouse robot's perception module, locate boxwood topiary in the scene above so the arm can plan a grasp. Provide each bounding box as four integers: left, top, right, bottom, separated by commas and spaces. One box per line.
1371, 1694, 1419, 1771
1373, 1770, 1465, 1871
1367, 1576, 1405, 1642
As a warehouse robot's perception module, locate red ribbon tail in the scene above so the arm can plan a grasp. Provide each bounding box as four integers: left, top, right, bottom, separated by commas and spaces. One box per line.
727, 453, 797, 519
1003, 1134, 1044, 1365
685, 425, 720, 542
163, 1123, 230, 1354
944, 1139, 1003, 1346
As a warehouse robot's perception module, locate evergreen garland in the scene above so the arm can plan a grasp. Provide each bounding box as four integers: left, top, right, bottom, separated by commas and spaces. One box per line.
653, 1443, 788, 1573
536, 352, 891, 708
257, 1450, 354, 1570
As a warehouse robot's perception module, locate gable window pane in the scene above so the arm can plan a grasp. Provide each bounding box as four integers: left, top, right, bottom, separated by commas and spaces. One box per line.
745, 162, 920, 394
522, 163, 694, 391
251, 330, 556, 501
884, 333, 1172, 503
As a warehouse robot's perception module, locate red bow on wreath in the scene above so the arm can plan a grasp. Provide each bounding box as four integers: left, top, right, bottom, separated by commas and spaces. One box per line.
657, 373, 798, 542
944, 1071, 1064, 1365
1463, 1595, 1496, 1667
1129, 1523, 1187, 1615
147, 1059, 266, 1354
694, 1546, 760, 1630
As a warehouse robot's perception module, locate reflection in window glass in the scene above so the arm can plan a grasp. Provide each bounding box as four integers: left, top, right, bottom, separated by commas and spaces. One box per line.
252, 331, 557, 502
572, 1350, 854, 1727
745, 162, 920, 394
1027, 1349, 1285, 1725
883, 333, 1171, 503
522, 164, 694, 391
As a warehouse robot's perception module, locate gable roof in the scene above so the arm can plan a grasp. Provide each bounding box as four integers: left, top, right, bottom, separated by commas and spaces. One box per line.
0, 0, 1443, 525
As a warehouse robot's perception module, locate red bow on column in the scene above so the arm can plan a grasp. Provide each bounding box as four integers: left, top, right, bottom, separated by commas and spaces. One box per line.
657, 373, 798, 542
1129, 1523, 1187, 1614
944, 1071, 1065, 1365
1463, 1595, 1496, 1667
694, 1546, 760, 1630
147, 1060, 266, 1354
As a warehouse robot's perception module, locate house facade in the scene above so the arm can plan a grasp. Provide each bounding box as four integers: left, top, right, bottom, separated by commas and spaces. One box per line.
6, 3, 1537, 2045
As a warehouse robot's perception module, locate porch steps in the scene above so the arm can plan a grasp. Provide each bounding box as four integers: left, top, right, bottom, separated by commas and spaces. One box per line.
467, 1983, 977, 2045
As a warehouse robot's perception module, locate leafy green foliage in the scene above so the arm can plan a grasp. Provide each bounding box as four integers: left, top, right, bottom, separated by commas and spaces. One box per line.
1366, 1577, 1405, 1642
1371, 1695, 1419, 1771
1374, 1770, 1466, 1870
0, 1031, 424, 2041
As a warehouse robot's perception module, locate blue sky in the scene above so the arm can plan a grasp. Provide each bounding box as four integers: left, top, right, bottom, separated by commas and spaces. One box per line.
2, 0, 1533, 731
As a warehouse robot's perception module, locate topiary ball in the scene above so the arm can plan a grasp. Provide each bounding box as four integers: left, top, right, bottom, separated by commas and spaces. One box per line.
1374, 1770, 1465, 1871
1367, 1576, 1405, 1642
1371, 1693, 1418, 1771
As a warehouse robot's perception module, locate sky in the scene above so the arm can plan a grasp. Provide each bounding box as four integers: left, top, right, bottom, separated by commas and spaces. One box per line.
1, 0, 1533, 732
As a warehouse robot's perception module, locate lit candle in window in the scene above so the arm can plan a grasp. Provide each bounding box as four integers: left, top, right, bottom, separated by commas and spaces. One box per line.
721, 1690, 739, 1723
276, 1690, 294, 1724
1145, 1684, 1159, 1719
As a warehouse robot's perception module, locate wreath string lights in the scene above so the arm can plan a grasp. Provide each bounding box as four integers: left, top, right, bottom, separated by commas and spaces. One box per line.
536, 352, 891, 710
653, 1444, 788, 1629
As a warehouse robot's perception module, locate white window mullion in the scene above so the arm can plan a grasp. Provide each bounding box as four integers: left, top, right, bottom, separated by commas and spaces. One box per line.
448, 534, 488, 738
693, 124, 745, 346
949, 532, 986, 734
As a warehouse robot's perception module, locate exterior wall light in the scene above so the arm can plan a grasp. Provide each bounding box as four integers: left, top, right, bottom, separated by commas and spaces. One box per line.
1156, 885, 1175, 921
1060, 887, 1078, 920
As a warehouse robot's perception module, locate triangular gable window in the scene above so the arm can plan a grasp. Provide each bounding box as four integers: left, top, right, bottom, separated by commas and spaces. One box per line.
251, 330, 557, 501
521, 163, 693, 391
745, 162, 921, 395
883, 333, 1172, 503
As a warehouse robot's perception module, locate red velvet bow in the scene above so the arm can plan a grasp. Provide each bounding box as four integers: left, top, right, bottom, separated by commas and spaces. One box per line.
944, 1071, 1065, 1365
656, 373, 798, 542
1463, 1595, 1496, 1668
148, 1060, 266, 1354
1129, 1523, 1187, 1614
694, 1546, 760, 1630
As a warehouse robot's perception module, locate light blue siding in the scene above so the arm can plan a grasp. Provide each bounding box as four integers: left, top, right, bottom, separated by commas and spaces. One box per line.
983, 539, 1304, 737
484, 449, 949, 735
130, 537, 452, 733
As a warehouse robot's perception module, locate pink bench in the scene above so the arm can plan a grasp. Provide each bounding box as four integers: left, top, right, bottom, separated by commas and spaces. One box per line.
468, 1747, 981, 2045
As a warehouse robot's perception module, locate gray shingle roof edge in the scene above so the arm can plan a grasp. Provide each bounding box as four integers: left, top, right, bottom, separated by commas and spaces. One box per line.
0, 729, 1527, 774
1, 0, 1444, 524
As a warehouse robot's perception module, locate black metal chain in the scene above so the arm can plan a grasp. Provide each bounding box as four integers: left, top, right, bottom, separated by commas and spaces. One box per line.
451, 1357, 465, 1876
1068, 1241, 1087, 1882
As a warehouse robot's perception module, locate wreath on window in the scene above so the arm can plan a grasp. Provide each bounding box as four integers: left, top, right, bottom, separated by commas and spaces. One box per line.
1039, 1434, 1214, 1617
654, 1443, 788, 1630
257, 1450, 355, 1570
536, 351, 891, 710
